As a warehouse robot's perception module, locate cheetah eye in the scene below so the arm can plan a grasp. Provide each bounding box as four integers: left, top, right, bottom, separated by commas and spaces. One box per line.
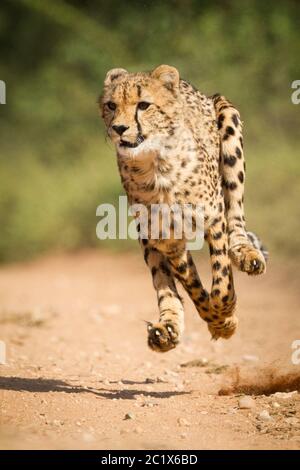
137, 101, 151, 110
106, 101, 116, 111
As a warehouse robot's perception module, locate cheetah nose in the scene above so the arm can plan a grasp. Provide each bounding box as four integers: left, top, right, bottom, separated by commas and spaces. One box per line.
112, 125, 129, 136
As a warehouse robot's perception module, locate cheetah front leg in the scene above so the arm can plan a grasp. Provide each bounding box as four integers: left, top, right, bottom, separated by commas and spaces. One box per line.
142, 243, 185, 352
213, 94, 267, 275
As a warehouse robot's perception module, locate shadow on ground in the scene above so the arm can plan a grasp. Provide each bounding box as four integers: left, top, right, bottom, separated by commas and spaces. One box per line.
0, 376, 189, 400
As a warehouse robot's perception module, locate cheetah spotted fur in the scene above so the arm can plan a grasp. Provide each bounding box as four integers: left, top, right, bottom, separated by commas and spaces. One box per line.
100, 65, 268, 352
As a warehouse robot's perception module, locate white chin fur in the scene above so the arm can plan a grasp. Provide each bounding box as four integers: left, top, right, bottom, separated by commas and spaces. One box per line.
118, 135, 163, 158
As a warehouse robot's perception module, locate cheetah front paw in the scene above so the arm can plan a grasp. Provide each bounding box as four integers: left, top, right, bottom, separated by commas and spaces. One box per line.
207, 315, 238, 340
229, 245, 266, 275
147, 322, 180, 352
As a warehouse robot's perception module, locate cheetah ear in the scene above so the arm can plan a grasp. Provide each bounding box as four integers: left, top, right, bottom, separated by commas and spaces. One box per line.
151, 65, 179, 89
104, 68, 128, 86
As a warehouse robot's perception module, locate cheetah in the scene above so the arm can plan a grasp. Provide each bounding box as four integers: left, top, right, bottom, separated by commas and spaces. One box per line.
100, 65, 268, 352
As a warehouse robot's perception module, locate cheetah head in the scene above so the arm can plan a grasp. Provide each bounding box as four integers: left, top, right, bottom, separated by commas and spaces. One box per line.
100, 65, 183, 155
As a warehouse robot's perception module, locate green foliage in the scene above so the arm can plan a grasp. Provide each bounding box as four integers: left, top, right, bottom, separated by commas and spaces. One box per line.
0, 0, 299, 262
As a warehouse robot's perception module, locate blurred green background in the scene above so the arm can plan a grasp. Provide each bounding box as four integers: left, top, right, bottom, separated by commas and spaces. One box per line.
0, 0, 299, 263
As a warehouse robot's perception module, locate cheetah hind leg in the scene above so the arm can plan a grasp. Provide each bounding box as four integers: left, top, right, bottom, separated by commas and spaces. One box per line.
229, 231, 268, 276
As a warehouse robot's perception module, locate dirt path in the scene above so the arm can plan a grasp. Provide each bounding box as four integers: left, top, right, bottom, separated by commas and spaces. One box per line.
0, 250, 300, 449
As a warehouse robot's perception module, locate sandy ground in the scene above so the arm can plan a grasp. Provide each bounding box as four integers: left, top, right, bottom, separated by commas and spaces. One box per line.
0, 249, 300, 450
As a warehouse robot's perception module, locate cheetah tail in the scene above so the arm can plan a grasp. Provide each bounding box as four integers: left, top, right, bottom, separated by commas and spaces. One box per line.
246, 231, 269, 261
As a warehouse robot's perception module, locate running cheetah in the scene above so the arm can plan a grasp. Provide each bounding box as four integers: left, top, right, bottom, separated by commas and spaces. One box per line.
100, 65, 268, 352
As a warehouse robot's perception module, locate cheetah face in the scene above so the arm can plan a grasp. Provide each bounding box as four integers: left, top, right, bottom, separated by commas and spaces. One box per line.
100, 65, 183, 155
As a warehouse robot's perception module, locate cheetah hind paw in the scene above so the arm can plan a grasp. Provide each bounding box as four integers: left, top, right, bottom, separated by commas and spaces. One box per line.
147, 321, 180, 352
207, 315, 238, 340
